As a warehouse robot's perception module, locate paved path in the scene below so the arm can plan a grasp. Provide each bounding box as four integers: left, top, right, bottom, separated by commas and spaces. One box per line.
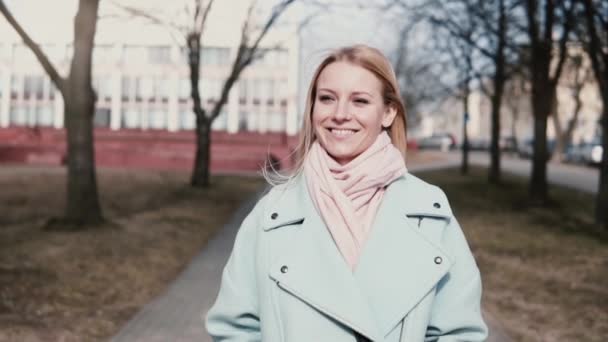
444, 151, 599, 194
111, 161, 514, 342
111, 190, 264, 342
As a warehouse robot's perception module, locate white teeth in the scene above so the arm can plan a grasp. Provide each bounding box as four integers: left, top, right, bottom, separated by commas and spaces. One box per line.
331, 129, 356, 136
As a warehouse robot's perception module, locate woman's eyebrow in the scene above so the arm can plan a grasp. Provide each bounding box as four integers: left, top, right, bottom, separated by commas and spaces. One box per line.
317, 88, 337, 94
352, 91, 373, 97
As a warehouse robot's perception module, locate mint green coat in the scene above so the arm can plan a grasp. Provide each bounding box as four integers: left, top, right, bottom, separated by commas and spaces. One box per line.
206, 173, 488, 341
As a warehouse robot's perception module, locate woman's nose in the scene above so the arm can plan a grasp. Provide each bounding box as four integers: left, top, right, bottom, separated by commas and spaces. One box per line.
333, 101, 351, 121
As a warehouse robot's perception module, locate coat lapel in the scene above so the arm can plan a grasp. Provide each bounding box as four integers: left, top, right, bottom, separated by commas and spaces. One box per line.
265, 177, 382, 341
353, 176, 452, 337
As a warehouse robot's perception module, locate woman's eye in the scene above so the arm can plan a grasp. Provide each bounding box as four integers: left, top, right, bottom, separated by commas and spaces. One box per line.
319, 95, 334, 102
354, 98, 369, 105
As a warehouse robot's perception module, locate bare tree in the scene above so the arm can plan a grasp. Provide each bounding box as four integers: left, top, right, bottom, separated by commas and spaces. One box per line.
392, 21, 448, 130
523, 0, 575, 204
0, 0, 103, 228
579, 0, 608, 227
553, 51, 593, 158
115, 0, 297, 187
430, 0, 523, 183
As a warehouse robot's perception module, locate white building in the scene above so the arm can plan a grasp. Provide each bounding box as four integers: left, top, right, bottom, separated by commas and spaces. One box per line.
0, 0, 301, 135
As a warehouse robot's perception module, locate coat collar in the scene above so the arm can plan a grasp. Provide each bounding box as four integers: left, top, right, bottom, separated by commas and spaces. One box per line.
264, 173, 453, 340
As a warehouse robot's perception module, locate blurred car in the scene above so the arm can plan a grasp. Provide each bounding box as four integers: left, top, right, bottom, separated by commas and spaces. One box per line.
500, 136, 518, 153
467, 138, 489, 151
564, 138, 603, 165
518, 138, 556, 159
417, 133, 456, 151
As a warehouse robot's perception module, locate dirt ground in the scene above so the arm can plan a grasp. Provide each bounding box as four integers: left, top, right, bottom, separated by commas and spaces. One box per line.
422, 168, 608, 342
0, 166, 264, 342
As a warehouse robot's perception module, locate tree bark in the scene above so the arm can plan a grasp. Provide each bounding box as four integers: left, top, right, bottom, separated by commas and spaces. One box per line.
529, 86, 552, 204
461, 93, 469, 175
187, 31, 212, 187
63, 0, 103, 225
488, 0, 507, 184
192, 119, 212, 187
597, 112, 608, 227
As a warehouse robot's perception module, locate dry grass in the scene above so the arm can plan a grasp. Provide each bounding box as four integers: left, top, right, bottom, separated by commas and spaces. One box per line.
0, 166, 265, 342
419, 167, 608, 342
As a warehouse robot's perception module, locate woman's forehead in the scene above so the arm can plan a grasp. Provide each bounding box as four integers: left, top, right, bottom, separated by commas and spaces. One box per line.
316, 62, 382, 93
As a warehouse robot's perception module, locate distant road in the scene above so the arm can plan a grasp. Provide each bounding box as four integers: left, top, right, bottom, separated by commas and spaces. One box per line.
411, 151, 600, 194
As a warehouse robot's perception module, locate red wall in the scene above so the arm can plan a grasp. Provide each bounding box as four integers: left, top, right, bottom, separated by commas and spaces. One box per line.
0, 127, 297, 173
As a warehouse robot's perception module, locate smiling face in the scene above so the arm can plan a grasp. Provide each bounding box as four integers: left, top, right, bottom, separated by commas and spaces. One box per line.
312, 61, 397, 165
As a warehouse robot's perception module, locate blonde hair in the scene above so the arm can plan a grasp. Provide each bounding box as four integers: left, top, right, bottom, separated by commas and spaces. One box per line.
263, 44, 407, 185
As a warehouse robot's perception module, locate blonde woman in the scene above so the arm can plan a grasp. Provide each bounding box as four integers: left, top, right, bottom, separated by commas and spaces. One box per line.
206, 45, 488, 341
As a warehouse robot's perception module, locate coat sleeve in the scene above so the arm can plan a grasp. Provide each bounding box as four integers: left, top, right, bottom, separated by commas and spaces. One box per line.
425, 213, 489, 341
205, 196, 267, 341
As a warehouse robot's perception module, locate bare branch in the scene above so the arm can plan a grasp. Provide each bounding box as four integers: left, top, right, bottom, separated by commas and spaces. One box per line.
0, 0, 66, 92
108, 0, 187, 42
194, 0, 214, 35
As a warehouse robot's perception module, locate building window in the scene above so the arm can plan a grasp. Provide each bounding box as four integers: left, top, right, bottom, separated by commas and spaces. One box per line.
37, 105, 54, 127
264, 79, 275, 105
180, 109, 195, 130
139, 76, 153, 100
148, 108, 167, 129
251, 78, 261, 104
238, 111, 248, 131
123, 45, 146, 64
149, 46, 171, 64
94, 75, 112, 101
121, 76, 131, 101
155, 77, 170, 102
122, 107, 141, 129
211, 109, 227, 131
94, 107, 111, 127
23, 75, 44, 100
238, 79, 247, 104
268, 111, 284, 132
10, 75, 20, 99
10, 105, 27, 126
201, 47, 230, 66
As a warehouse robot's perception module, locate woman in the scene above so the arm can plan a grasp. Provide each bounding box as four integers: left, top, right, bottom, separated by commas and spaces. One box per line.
206, 45, 488, 341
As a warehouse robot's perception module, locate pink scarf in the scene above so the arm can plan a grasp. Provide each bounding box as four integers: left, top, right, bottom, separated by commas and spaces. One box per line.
304, 131, 407, 270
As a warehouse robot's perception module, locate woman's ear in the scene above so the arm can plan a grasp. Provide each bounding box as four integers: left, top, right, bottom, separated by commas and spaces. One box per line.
382, 106, 397, 128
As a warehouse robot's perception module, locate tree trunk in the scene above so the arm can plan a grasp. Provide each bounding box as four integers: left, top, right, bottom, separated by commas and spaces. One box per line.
489, 86, 503, 183
461, 89, 469, 175
186, 31, 212, 187
597, 111, 608, 228
529, 90, 551, 204
63, 0, 103, 226
192, 120, 212, 187
489, 0, 506, 184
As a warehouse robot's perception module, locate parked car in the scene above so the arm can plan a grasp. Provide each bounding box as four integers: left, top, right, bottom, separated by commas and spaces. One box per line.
417, 133, 457, 151
564, 138, 603, 165
500, 136, 518, 153
518, 138, 556, 159
467, 138, 489, 151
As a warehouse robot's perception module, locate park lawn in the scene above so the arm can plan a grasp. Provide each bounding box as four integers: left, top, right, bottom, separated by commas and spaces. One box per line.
419, 167, 607, 342
0, 167, 265, 341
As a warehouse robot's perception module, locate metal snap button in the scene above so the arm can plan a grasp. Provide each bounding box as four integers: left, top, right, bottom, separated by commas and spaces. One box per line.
280, 265, 288, 273
434, 256, 443, 264
271, 212, 278, 219
433, 202, 441, 209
